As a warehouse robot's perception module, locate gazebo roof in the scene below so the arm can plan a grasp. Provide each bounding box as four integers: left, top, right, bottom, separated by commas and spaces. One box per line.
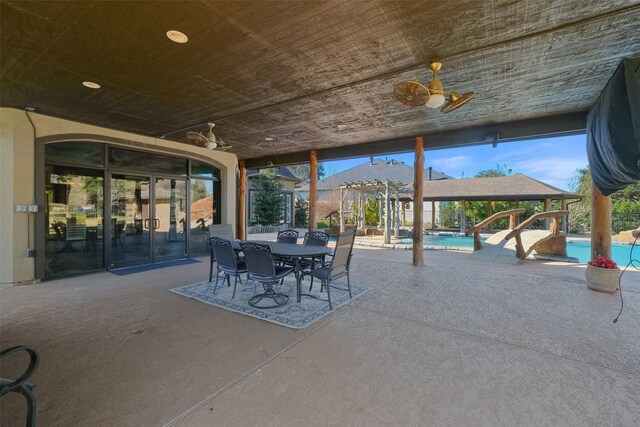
399, 173, 582, 201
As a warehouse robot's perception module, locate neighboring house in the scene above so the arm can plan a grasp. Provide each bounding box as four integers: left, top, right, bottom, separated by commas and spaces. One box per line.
247, 167, 301, 226
298, 158, 452, 226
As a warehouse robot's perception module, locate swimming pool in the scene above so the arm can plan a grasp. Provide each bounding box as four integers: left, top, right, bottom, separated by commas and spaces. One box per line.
398, 234, 637, 265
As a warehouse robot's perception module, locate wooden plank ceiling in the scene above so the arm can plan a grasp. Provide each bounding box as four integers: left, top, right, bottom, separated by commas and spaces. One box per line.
2, 0, 640, 163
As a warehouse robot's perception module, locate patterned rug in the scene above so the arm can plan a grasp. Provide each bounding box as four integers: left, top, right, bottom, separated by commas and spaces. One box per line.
170, 276, 372, 329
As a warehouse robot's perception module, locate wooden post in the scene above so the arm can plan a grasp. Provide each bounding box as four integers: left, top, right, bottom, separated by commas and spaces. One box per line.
459, 200, 466, 234
384, 181, 391, 244
358, 191, 365, 229
339, 187, 345, 232
561, 199, 568, 233
378, 193, 384, 228
511, 199, 520, 228
486, 200, 493, 231
431, 201, 436, 230
591, 182, 612, 259
395, 189, 400, 236
309, 150, 318, 232
413, 136, 424, 266
543, 198, 551, 229
401, 200, 406, 226
237, 160, 247, 240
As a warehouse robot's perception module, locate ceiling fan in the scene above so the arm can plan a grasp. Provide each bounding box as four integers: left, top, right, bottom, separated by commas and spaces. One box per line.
394, 61, 475, 113
186, 123, 233, 150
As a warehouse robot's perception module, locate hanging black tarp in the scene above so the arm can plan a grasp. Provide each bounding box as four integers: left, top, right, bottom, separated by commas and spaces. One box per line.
587, 57, 640, 196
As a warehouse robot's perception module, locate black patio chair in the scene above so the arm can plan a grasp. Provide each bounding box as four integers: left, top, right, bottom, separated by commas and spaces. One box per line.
1, 346, 39, 427
276, 229, 299, 244
241, 242, 294, 309
209, 237, 247, 299
208, 224, 236, 282
309, 231, 356, 310
299, 231, 330, 280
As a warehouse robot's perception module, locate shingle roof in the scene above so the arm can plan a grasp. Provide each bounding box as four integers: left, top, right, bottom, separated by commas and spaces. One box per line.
247, 166, 300, 182
399, 173, 582, 201
298, 159, 451, 191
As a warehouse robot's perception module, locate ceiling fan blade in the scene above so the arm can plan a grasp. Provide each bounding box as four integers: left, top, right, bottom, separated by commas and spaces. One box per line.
394, 80, 430, 107
441, 91, 475, 114
186, 131, 209, 147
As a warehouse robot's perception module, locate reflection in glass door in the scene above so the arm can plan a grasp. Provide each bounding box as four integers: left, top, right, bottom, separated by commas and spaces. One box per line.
110, 175, 150, 267
153, 178, 187, 261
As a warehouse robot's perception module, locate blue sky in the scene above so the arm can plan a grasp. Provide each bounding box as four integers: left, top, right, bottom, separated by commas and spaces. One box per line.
322, 134, 588, 191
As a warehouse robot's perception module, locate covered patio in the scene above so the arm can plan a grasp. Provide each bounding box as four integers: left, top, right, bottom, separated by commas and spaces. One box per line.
2, 1, 640, 425
1, 246, 639, 425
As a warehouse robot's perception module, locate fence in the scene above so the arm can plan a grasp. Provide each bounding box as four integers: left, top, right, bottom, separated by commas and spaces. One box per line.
247, 224, 292, 234
613, 212, 640, 234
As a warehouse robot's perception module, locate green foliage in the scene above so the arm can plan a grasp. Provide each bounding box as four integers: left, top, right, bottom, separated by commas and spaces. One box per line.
439, 202, 459, 228
316, 220, 330, 229
253, 169, 284, 225
364, 196, 380, 226
474, 164, 511, 178
191, 180, 208, 202
294, 196, 308, 226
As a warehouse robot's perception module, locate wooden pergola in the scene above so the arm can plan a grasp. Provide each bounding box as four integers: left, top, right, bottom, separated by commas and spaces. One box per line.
338, 180, 406, 244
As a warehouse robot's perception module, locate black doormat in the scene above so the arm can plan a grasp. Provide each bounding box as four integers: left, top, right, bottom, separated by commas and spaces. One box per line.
110, 258, 200, 276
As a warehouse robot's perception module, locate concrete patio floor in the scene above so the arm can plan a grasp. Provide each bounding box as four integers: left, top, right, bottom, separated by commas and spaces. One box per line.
1, 247, 639, 426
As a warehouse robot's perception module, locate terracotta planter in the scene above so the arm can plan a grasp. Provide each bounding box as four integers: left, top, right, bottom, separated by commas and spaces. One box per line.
585, 264, 620, 293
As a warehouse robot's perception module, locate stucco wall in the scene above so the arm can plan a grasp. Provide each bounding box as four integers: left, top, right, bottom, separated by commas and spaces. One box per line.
0, 108, 238, 284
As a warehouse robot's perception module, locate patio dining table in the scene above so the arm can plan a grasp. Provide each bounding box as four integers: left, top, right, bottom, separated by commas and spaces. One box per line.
232, 240, 333, 303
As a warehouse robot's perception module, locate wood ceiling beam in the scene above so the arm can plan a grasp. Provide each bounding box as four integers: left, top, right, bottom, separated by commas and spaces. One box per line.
244, 111, 587, 169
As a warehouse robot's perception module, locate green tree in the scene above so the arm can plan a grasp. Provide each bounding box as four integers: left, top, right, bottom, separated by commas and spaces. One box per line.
364, 196, 380, 226
465, 167, 511, 228
294, 196, 308, 226
253, 169, 285, 225
439, 202, 459, 228
191, 180, 208, 202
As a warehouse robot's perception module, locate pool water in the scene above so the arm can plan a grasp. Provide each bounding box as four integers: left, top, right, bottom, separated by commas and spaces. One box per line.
398, 234, 637, 265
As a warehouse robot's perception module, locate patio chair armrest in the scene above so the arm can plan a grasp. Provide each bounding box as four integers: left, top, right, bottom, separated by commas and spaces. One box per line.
0, 346, 39, 395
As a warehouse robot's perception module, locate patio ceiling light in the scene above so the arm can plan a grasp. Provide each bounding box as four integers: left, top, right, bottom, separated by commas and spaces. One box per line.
166, 30, 188, 44
82, 81, 100, 89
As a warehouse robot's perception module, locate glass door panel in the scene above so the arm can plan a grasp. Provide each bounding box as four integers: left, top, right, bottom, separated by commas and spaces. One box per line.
110, 175, 150, 267
153, 178, 187, 261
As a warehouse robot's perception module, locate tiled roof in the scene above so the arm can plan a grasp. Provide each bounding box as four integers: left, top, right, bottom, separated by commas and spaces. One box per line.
247, 166, 300, 182
399, 173, 582, 201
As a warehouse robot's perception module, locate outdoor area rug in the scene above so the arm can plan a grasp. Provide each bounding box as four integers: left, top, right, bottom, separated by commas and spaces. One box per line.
170, 277, 372, 329
110, 258, 200, 276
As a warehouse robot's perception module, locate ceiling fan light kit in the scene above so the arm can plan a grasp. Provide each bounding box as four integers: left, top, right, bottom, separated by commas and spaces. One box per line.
393, 61, 475, 113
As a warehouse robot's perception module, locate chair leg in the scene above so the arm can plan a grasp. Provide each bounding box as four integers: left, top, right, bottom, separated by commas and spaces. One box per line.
326, 278, 333, 310
209, 258, 214, 282
17, 384, 36, 427
309, 275, 314, 292
212, 270, 221, 295
347, 271, 352, 299
226, 274, 231, 287
232, 274, 239, 299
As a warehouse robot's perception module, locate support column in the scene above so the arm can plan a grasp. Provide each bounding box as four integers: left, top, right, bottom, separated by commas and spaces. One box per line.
395, 189, 400, 237
486, 200, 493, 231
237, 160, 247, 240
378, 194, 383, 228
401, 200, 406, 226
561, 199, 568, 233
384, 181, 391, 244
413, 136, 424, 266
431, 201, 436, 230
358, 191, 365, 229
460, 200, 466, 234
309, 150, 318, 232
591, 183, 612, 259
543, 198, 551, 229
511, 199, 520, 228
339, 187, 345, 232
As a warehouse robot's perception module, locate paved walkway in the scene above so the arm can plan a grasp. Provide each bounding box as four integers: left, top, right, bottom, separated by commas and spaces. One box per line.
1, 247, 639, 426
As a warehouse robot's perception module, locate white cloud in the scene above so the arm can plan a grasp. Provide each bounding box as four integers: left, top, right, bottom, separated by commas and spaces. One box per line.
509, 157, 587, 190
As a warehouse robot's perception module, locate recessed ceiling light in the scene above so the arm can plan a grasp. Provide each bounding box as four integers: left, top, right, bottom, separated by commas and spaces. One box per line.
166, 30, 188, 43
82, 81, 100, 89
336, 124, 348, 131
265, 137, 275, 141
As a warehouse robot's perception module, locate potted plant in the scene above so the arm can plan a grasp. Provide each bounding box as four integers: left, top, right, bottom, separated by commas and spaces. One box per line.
585, 255, 620, 293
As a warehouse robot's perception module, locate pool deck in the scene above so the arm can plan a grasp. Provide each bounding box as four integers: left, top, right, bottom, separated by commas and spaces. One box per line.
1, 240, 639, 426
